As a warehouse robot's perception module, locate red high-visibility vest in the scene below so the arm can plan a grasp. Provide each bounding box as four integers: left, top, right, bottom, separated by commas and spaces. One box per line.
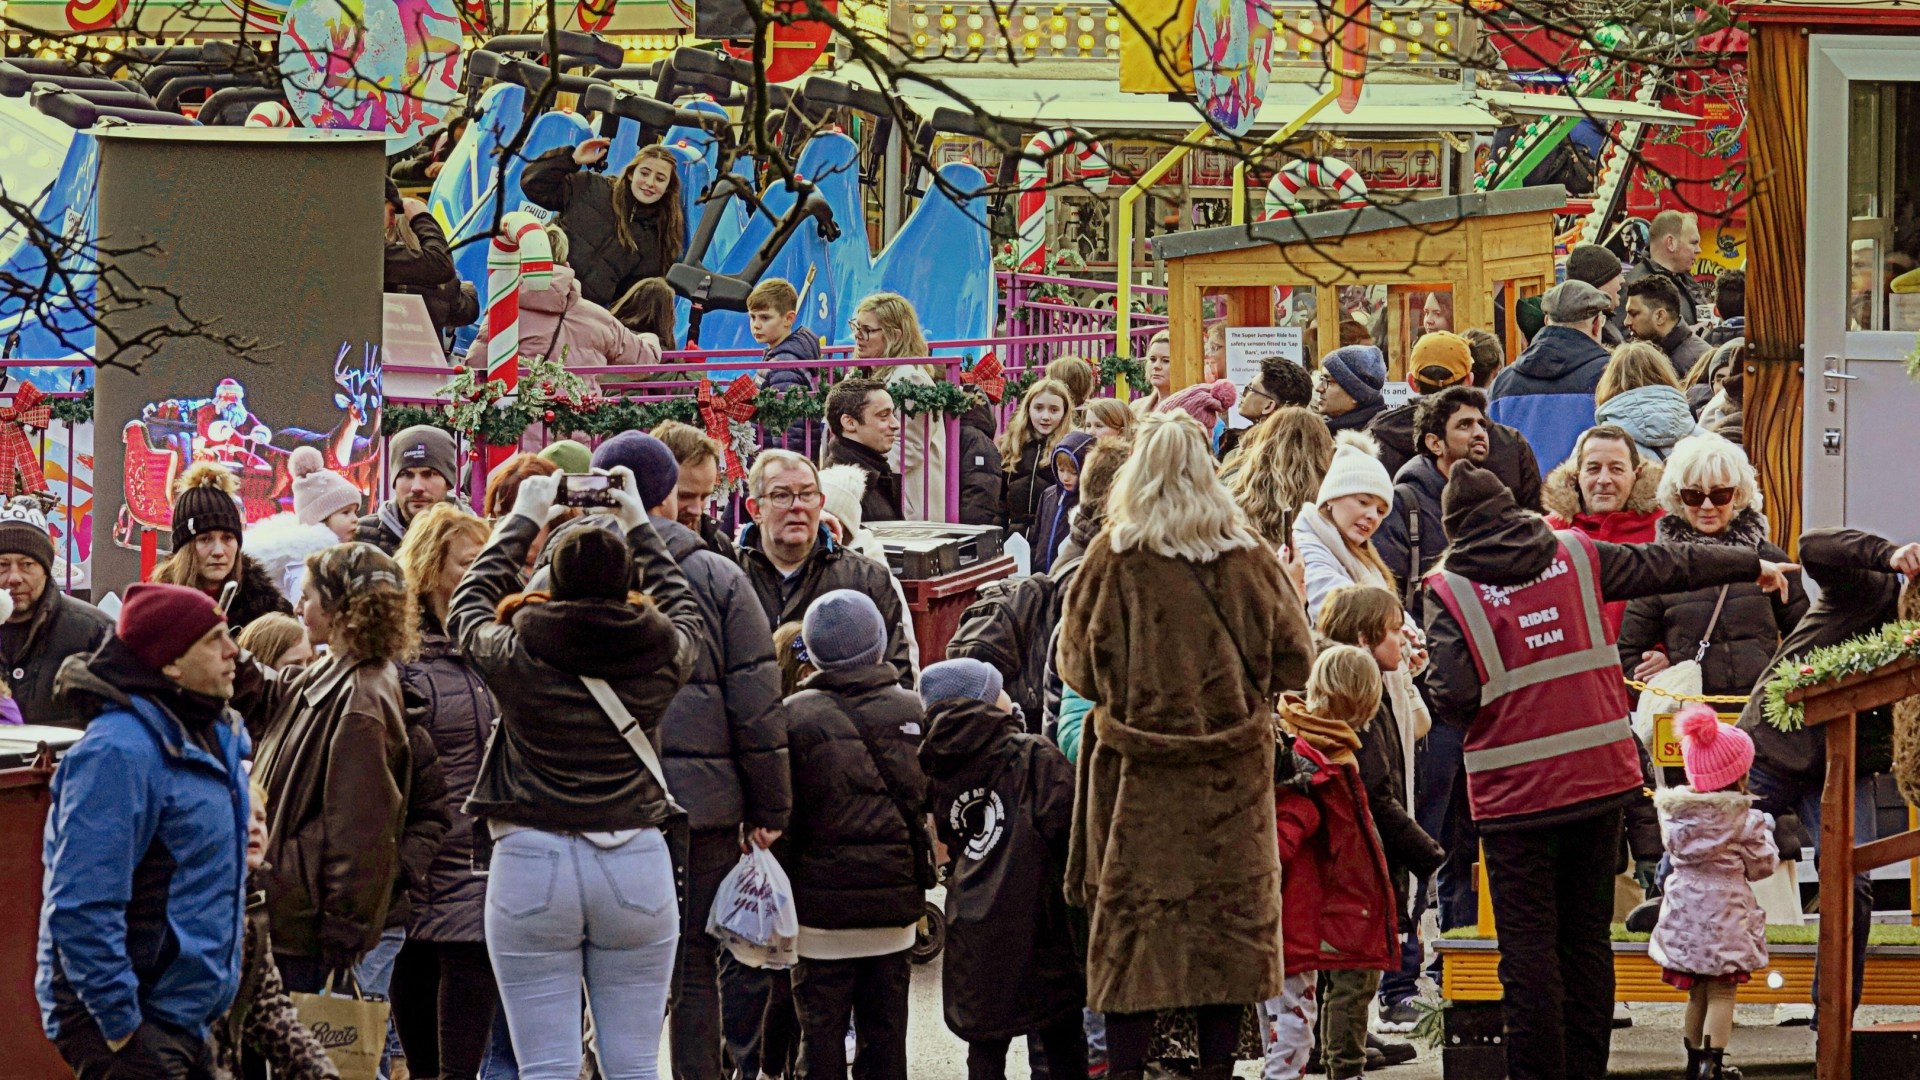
1426, 530, 1641, 824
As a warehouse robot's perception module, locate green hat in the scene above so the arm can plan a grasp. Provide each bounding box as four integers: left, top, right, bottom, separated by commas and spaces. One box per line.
1516, 295, 1546, 342
538, 439, 592, 475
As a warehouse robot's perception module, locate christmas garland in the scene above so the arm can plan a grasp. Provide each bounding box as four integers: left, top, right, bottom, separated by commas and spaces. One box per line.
50, 389, 93, 425
1761, 620, 1920, 732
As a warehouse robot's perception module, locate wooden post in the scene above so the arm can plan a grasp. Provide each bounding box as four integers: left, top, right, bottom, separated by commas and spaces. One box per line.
1817, 712, 1857, 1080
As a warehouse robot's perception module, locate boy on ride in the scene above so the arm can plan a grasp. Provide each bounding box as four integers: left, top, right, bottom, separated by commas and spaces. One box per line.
752, 278, 823, 446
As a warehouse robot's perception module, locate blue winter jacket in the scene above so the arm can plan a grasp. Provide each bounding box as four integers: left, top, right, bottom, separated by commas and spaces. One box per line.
1030, 432, 1096, 574
37, 652, 251, 1044
763, 326, 824, 452
1487, 325, 1612, 476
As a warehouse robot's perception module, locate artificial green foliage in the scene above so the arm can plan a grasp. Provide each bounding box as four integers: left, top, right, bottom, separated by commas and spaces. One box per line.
50, 389, 93, 425
1760, 621, 1920, 732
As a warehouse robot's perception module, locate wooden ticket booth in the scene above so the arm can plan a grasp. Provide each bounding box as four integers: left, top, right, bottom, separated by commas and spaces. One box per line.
1148, 187, 1566, 390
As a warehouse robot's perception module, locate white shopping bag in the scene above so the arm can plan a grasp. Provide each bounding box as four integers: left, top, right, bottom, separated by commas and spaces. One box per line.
1632, 660, 1704, 748
707, 846, 799, 969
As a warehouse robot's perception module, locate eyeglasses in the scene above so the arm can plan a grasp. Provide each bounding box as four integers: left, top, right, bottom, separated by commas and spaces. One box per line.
1679, 486, 1737, 508
849, 321, 884, 339
762, 489, 823, 510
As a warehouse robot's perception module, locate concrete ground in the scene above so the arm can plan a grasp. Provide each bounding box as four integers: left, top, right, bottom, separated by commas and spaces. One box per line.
887, 958, 1892, 1079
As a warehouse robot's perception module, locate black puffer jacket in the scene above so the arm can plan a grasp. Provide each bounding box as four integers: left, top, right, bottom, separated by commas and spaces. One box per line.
919, 697, 1083, 1042
384, 212, 462, 337
452, 513, 704, 833
654, 516, 789, 834
958, 401, 1005, 528
1738, 528, 1901, 782
521, 146, 675, 308
736, 524, 914, 685
1616, 510, 1807, 697
778, 662, 928, 930
399, 621, 499, 943
1003, 434, 1055, 539
388, 720, 451, 930
2, 587, 111, 728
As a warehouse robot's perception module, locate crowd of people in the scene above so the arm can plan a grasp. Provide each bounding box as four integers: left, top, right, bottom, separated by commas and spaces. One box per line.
26, 208, 1904, 1080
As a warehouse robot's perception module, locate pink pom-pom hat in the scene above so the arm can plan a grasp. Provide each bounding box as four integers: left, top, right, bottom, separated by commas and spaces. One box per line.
1676, 702, 1754, 793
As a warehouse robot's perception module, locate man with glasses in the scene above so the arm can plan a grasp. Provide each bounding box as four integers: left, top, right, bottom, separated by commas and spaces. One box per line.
1219, 355, 1313, 460
737, 449, 915, 685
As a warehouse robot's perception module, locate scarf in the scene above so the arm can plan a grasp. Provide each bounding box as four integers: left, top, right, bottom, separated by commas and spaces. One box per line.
1300, 504, 1390, 591
1278, 693, 1362, 768
1655, 506, 1769, 550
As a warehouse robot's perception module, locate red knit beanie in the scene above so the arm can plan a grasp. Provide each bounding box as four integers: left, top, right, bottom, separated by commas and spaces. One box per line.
118, 583, 227, 674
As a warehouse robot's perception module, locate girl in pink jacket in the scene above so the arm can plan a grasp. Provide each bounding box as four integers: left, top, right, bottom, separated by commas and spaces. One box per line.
1648, 704, 1780, 1080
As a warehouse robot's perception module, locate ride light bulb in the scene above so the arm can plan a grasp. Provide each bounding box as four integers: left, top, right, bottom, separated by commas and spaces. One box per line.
1767, 971, 1786, 990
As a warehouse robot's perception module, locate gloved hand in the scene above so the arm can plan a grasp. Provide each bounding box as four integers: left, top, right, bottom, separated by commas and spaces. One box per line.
511, 472, 561, 526
1634, 858, 1662, 896
605, 466, 648, 533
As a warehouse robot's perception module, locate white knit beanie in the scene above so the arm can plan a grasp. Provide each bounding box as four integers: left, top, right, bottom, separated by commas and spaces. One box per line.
817, 464, 869, 534
1315, 430, 1394, 507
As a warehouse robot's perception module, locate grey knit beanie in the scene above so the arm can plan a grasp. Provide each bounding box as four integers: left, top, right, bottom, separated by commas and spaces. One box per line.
801, 589, 887, 670
919, 658, 1003, 707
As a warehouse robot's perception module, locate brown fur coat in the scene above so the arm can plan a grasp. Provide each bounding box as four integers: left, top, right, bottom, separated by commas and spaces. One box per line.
1058, 534, 1314, 1013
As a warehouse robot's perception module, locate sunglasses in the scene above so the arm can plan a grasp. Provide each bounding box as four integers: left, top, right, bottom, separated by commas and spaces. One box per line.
1679, 486, 1737, 508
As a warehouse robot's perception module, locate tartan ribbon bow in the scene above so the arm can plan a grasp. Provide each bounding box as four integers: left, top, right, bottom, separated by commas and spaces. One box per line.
698, 375, 758, 482
0, 383, 51, 495
960, 356, 1006, 403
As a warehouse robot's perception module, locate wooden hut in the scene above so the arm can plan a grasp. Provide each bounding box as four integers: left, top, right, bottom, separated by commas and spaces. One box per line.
1148, 187, 1565, 390
1740, 0, 1920, 553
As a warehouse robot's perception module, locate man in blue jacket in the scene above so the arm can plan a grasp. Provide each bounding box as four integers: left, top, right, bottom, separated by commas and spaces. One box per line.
38, 583, 249, 1079
1488, 280, 1615, 477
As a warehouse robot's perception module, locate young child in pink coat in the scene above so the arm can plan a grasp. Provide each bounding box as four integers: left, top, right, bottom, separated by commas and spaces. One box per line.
1648, 703, 1780, 1080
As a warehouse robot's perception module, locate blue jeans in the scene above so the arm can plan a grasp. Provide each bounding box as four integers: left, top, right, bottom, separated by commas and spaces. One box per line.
486, 827, 680, 1080
1416, 726, 1479, 934
356, 926, 407, 1080
1748, 762, 1872, 1027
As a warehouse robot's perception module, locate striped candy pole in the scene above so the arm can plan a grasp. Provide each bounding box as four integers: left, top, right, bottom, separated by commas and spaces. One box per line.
483, 211, 553, 474
244, 101, 295, 127
1014, 129, 1109, 273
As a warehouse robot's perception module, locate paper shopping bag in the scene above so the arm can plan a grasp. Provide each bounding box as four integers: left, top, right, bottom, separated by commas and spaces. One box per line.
289, 978, 390, 1080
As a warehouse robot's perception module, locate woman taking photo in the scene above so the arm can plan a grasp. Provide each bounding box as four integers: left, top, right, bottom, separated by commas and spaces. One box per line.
523, 140, 686, 308
449, 466, 704, 1080
1616, 433, 1807, 709
1059, 412, 1314, 1080
392, 504, 501, 1080
852, 292, 947, 521
384, 180, 465, 339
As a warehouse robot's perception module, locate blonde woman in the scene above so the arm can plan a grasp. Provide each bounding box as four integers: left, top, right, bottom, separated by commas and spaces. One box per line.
852, 292, 949, 521
391, 503, 505, 1080
1291, 431, 1399, 621
1059, 412, 1314, 1079
1131, 329, 1172, 419
1223, 407, 1334, 528
1594, 341, 1702, 463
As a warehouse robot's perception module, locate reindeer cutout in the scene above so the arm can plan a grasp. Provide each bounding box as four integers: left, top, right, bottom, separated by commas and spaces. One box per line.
284, 343, 384, 492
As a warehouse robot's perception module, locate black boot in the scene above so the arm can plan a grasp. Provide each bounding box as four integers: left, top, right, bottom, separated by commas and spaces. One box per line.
1684, 1039, 1707, 1080
1705, 1047, 1742, 1080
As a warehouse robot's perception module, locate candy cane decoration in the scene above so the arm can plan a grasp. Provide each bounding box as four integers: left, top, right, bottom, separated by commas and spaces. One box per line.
1262, 156, 1368, 220
1014, 129, 1110, 272
244, 101, 295, 127
485, 211, 553, 399
479, 211, 551, 476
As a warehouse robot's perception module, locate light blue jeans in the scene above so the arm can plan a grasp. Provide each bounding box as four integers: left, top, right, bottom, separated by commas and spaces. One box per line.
485, 827, 679, 1080
355, 925, 407, 1080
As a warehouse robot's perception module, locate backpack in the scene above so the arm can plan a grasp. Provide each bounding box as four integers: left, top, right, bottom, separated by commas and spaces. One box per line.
1395, 481, 1424, 611
946, 560, 1075, 722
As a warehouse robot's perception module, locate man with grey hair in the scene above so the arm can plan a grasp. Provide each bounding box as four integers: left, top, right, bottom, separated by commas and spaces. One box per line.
1625, 209, 1704, 328
1487, 280, 1616, 476
735, 449, 914, 684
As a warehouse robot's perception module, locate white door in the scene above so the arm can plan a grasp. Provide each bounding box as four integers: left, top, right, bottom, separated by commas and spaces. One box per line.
1803, 36, 1920, 538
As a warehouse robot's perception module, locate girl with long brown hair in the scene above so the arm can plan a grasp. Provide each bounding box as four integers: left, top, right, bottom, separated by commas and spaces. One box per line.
523, 139, 687, 308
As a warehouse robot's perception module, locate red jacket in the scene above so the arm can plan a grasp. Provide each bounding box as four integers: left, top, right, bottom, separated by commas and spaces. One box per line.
1546, 507, 1662, 635
1275, 738, 1400, 975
